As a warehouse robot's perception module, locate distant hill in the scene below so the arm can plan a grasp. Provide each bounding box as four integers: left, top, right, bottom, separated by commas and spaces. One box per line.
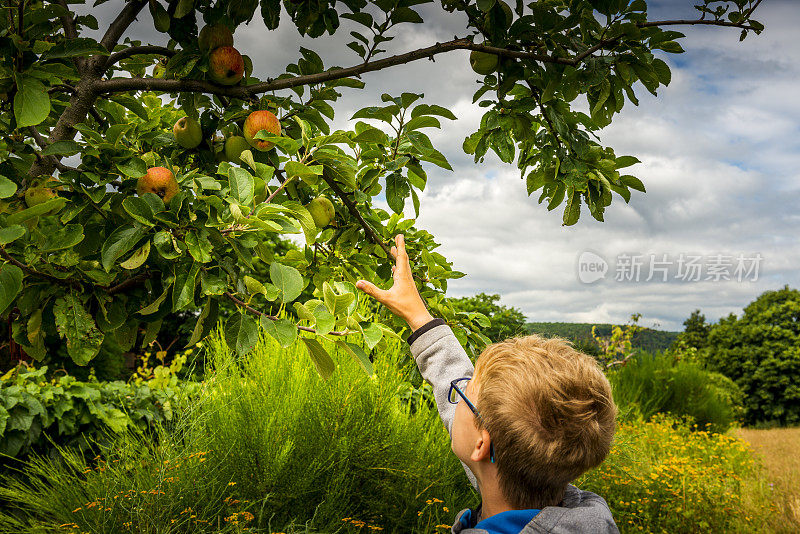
526, 322, 679, 354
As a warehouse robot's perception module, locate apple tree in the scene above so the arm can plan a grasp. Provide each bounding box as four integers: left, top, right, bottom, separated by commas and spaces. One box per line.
0, 0, 764, 376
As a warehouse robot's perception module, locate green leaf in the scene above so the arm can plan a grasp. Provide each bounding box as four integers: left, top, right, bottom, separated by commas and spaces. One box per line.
562, 190, 581, 226
361, 322, 383, 350
119, 241, 150, 270
185, 229, 213, 263
101, 224, 145, 271
6, 197, 66, 225
261, 316, 298, 348
225, 313, 259, 358
228, 167, 255, 205
14, 75, 50, 128
172, 263, 199, 311
118, 199, 152, 229
350, 106, 396, 123
410, 104, 457, 121
404, 116, 441, 131
313, 304, 335, 335
0, 265, 23, 315
41, 140, 81, 156
40, 37, 109, 59
116, 158, 147, 178
651, 58, 671, 86
385, 172, 409, 214
405, 130, 434, 155
620, 174, 646, 192
0, 225, 25, 245
42, 223, 84, 252
186, 298, 219, 348
53, 293, 104, 366
284, 161, 322, 186
269, 262, 303, 303
615, 155, 640, 169
336, 340, 374, 377
138, 284, 170, 315
301, 337, 336, 380
0, 176, 17, 199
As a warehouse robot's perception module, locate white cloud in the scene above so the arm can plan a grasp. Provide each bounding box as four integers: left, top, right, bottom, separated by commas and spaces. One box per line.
84, 1, 799, 331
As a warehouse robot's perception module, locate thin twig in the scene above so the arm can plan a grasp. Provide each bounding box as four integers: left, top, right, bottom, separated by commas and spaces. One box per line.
106, 45, 177, 67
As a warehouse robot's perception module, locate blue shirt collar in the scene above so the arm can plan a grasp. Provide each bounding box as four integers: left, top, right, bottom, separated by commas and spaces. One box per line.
460, 508, 541, 534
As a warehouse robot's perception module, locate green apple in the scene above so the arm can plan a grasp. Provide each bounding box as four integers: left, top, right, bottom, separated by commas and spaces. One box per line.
224, 135, 250, 164
306, 197, 335, 228
24, 186, 57, 208
470, 50, 499, 75
198, 24, 234, 51
173, 116, 203, 149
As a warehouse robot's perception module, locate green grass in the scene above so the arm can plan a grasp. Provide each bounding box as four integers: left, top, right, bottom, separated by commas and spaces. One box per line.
0, 321, 478, 533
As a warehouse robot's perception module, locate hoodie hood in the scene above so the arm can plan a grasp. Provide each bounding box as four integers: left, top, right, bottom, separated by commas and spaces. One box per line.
451, 485, 620, 534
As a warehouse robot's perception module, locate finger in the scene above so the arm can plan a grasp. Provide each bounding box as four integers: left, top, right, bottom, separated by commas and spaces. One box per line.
356, 280, 389, 302
390, 245, 397, 259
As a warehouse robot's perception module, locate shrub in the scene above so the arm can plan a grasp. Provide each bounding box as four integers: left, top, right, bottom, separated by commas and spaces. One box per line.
608, 351, 742, 433
0, 357, 199, 460
701, 285, 800, 426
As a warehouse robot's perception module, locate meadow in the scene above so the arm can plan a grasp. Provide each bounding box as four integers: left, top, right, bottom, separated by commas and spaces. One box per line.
1, 325, 796, 533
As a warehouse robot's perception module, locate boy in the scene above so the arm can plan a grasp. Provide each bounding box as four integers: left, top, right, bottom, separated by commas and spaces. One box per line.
356, 235, 619, 534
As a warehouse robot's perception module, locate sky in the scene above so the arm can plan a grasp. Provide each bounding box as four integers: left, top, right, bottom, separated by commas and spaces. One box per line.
86, 0, 799, 331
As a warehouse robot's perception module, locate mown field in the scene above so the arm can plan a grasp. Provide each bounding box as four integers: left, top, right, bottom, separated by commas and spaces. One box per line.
736, 427, 800, 529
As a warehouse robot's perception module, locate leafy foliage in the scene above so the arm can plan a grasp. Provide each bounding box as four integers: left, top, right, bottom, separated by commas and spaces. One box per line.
447, 292, 527, 347
0, 361, 198, 460
0, 0, 765, 378
608, 350, 742, 433
700, 285, 800, 426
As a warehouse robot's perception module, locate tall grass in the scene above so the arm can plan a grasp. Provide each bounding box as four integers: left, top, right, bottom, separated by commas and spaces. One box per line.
0, 321, 479, 533
608, 351, 740, 432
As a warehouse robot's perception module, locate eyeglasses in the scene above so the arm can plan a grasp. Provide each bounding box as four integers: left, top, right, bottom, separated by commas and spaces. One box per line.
448, 377, 495, 463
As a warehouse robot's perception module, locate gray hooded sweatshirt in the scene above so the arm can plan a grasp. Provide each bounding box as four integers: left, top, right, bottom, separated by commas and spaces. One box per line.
407, 319, 619, 534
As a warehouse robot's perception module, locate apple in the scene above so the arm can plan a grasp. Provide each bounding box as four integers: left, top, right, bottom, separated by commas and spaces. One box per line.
307, 196, 335, 228
137, 167, 179, 204
173, 116, 203, 149
198, 24, 234, 51
208, 46, 244, 86
243, 110, 281, 151
470, 50, 499, 75
224, 135, 250, 164
24, 186, 57, 208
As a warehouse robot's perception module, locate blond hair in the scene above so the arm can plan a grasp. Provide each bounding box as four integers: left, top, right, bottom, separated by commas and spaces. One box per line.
472, 334, 617, 509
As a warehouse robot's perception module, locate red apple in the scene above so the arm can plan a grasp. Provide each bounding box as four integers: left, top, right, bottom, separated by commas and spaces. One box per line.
137, 167, 179, 204
208, 46, 244, 86
243, 110, 281, 151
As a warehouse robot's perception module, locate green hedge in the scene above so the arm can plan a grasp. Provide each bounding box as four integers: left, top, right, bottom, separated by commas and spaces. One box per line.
0, 365, 199, 459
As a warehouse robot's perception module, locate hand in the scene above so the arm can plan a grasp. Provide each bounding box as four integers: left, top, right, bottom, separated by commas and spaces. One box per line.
355, 234, 434, 331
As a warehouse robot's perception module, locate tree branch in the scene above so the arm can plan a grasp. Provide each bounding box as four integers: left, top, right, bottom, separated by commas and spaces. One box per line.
93, 13, 760, 98
96, 0, 148, 70
223, 292, 352, 336
104, 272, 151, 295
320, 172, 392, 258
106, 45, 177, 68
0, 246, 80, 288
52, 0, 77, 39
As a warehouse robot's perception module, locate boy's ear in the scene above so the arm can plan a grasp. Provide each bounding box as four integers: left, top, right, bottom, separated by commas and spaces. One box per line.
470, 430, 493, 463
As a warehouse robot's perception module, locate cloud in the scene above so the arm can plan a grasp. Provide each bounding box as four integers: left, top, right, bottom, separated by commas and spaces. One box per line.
84, 1, 798, 331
